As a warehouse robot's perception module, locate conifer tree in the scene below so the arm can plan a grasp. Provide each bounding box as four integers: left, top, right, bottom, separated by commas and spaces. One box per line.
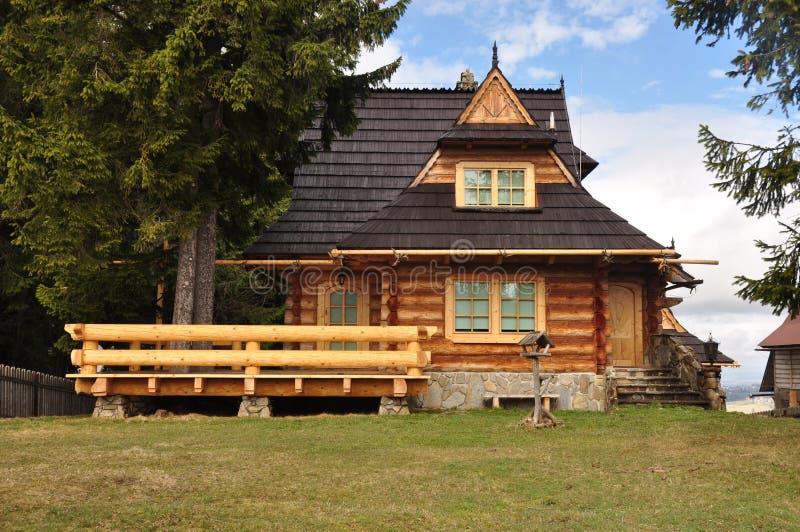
670, 0, 800, 316
0, 1, 407, 332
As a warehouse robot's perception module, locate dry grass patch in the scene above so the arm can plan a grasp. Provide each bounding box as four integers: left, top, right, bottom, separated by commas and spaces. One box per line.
0, 407, 798, 530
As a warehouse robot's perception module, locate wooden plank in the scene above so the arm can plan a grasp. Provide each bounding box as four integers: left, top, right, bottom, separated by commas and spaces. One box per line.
295, 377, 303, 394
343, 378, 352, 394
72, 377, 427, 398
65, 324, 437, 343
244, 377, 255, 395
78, 349, 428, 369
147, 377, 159, 393
193, 377, 205, 393
393, 378, 408, 397
91, 377, 109, 397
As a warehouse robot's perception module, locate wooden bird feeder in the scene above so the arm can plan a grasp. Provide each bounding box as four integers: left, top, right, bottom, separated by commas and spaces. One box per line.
518, 331, 562, 429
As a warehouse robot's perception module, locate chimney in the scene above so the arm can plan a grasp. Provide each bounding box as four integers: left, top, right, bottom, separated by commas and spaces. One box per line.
456, 68, 478, 91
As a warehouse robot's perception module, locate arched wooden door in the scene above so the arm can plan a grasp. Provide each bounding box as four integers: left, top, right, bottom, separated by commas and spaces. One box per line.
609, 282, 643, 367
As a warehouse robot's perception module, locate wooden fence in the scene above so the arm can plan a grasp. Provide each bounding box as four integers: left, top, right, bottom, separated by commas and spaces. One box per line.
0, 365, 95, 417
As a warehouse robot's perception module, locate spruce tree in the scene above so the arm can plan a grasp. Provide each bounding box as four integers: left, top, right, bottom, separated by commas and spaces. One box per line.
670, 0, 800, 316
0, 1, 407, 334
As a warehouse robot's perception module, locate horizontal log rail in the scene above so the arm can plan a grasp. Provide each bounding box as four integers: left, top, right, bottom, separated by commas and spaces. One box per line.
66, 324, 437, 399
65, 323, 436, 343
71, 349, 428, 369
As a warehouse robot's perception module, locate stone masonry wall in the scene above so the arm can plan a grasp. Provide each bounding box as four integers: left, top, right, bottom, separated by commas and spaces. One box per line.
413, 371, 606, 412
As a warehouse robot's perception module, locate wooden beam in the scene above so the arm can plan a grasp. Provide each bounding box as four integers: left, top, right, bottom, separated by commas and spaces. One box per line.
65, 324, 437, 343
73, 376, 428, 398
393, 378, 408, 397
147, 377, 159, 393
193, 377, 205, 393
215, 259, 334, 266
91, 377, 109, 396
294, 377, 303, 394
408, 148, 441, 188
342, 378, 352, 394
78, 349, 428, 369
330, 248, 681, 258
650, 258, 718, 265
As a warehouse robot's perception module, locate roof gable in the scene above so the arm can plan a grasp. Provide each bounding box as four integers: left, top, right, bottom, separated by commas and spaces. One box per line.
760, 315, 800, 348
457, 69, 535, 126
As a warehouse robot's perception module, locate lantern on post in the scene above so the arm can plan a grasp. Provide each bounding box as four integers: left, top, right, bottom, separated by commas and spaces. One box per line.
703, 334, 719, 366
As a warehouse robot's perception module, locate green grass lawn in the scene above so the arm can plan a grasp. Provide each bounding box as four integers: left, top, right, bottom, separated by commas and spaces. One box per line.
1, 407, 798, 530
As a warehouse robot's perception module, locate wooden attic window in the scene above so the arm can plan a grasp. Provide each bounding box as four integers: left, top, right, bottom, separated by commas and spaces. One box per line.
455, 161, 535, 208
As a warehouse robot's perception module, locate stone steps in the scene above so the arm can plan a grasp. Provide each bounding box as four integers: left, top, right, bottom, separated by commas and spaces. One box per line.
612, 367, 708, 408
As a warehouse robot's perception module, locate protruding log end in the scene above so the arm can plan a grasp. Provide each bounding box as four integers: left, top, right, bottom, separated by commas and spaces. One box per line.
417, 325, 439, 340
70, 349, 84, 366
65, 323, 84, 340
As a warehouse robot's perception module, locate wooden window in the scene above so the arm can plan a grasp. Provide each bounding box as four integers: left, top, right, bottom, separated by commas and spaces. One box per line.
328, 289, 358, 350
316, 284, 369, 350
500, 282, 536, 332
445, 277, 546, 343
454, 282, 490, 332
456, 162, 535, 207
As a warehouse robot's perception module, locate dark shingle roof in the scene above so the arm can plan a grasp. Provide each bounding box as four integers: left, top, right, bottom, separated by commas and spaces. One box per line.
337, 183, 663, 250
662, 330, 736, 365
439, 123, 558, 143
246, 88, 598, 258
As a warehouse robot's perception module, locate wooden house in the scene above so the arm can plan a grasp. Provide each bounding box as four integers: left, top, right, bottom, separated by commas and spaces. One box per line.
759, 316, 800, 410
245, 50, 715, 411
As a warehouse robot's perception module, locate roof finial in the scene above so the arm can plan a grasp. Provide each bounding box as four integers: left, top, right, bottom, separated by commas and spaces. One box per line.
492, 41, 498, 69
560, 75, 565, 91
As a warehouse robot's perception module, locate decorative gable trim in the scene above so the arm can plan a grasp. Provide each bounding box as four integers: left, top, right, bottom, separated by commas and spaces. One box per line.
409, 148, 441, 188
457, 69, 535, 126
547, 148, 580, 189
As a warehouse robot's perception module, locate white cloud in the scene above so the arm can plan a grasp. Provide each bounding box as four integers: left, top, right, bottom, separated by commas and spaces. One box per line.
708, 68, 728, 79
527, 66, 558, 81
641, 80, 662, 91
421, 1, 467, 16
357, 39, 462, 88
579, 104, 787, 385
484, 0, 661, 67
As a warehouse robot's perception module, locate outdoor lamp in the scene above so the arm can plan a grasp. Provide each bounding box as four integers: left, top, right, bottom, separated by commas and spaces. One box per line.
703, 334, 719, 365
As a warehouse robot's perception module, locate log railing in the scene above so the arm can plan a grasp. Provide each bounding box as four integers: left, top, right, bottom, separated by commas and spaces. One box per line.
66, 324, 437, 399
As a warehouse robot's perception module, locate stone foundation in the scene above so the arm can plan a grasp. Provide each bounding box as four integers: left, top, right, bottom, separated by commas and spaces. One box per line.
378, 396, 410, 415
93, 395, 154, 419
414, 372, 606, 412
238, 396, 272, 418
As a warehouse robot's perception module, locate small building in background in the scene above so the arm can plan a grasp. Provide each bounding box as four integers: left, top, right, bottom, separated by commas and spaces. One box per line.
759, 316, 800, 410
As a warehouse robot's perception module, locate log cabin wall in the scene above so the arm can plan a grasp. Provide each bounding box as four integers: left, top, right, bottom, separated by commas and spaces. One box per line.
373, 259, 609, 374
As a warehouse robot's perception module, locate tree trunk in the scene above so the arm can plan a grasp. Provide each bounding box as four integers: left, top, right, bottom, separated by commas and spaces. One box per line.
193, 209, 217, 350
172, 230, 197, 347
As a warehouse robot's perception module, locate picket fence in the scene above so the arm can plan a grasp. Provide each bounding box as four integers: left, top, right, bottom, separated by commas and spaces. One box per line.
0, 365, 94, 417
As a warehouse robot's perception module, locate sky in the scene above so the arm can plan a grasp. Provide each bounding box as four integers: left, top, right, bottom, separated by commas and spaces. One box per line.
357, 0, 796, 387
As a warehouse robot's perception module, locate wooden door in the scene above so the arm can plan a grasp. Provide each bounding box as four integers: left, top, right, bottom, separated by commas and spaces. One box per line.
609, 283, 643, 367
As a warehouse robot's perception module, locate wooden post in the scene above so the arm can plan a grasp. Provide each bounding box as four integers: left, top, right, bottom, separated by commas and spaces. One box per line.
532, 355, 542, 424
82, 341, 98, 375
244, 341, 260, 396
231, 341, 243, 371
407, 340, 423, 376
129, 341, 141, 372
